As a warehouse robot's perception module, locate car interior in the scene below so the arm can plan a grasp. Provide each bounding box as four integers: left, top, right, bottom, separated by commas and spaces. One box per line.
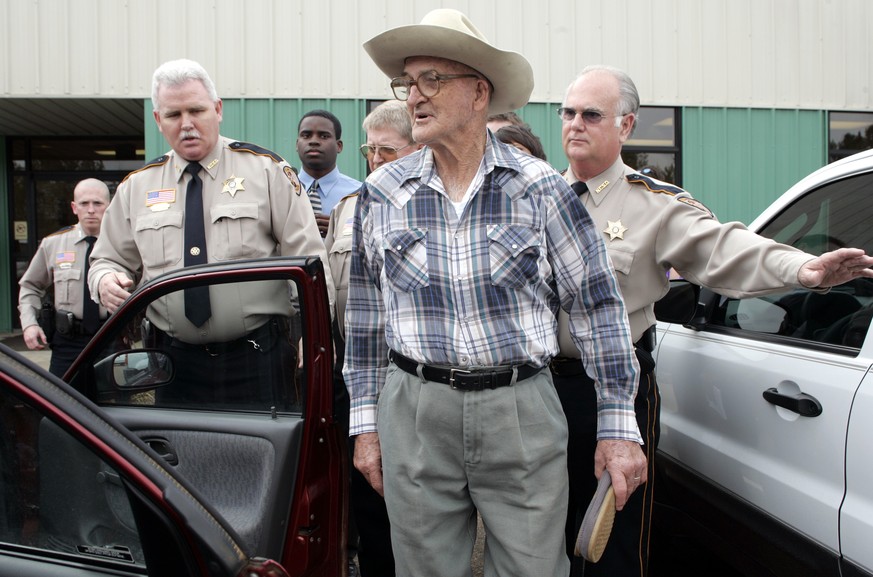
0, 264, 334, 574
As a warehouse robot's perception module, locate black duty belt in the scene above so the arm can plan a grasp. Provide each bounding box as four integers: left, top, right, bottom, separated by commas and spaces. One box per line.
389, 350, 541, 391
156, 320, 275, 357
55, 310, 105, 337
549, 325, 657, 378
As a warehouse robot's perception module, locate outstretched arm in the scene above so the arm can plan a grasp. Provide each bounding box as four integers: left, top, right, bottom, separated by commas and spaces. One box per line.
798, 248, 873, 288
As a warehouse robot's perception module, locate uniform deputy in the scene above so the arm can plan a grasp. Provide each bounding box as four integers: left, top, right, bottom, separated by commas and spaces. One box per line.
554, 64, 873, 577
19, 178, 111, 377
89, 59, 333, 407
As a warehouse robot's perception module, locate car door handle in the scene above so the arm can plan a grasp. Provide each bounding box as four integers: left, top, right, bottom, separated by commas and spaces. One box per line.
142, 437, 180, 466
762, 388, 822, 417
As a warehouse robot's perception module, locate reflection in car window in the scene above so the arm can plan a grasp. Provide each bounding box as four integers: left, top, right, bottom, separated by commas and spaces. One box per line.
710, 170, 873, 350
86, 277, 304, 413
0, 389, 145, 567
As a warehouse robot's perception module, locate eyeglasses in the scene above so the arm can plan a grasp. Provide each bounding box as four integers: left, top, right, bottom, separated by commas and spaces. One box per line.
556, 107, 622, 125
390, 70, 481, 101
359, 143, 413, 159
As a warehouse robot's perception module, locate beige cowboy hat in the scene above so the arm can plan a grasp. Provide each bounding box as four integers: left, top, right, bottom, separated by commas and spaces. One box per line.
363, 8, 534, 114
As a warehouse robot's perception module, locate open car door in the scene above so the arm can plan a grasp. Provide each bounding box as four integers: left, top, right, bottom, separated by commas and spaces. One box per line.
2, 256, 346, 576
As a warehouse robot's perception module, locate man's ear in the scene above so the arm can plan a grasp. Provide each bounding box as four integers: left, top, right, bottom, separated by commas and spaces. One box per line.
618, 113, 636, 142
473, 79, 490, 112
337, 139, 344, 153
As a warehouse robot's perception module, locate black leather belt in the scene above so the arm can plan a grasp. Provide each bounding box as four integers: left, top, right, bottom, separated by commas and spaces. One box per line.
389, 350, 541, 391
549, 326, 657, 377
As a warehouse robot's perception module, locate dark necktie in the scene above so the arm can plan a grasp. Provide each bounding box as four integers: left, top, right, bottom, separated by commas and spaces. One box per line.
572, 181, 589, 197
82, 235, 100, 334
308, 180, 323, 213
183, 162, 212, 326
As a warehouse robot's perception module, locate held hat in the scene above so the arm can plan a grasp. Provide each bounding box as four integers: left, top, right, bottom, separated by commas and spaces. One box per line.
363, 8, 534, 115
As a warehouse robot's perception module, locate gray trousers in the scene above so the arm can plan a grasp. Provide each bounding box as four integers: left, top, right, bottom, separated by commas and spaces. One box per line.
378, 363, 571, 577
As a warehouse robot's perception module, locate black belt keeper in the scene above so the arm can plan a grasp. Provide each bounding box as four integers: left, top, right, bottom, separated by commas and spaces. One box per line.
549, 325, 657, 377
389, 350, 541, 391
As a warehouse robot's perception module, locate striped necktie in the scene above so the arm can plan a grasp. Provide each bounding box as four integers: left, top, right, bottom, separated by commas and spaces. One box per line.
308, 180, 323, 214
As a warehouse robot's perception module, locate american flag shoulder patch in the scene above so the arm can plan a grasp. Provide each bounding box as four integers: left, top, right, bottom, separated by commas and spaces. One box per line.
146, 189, 176, 206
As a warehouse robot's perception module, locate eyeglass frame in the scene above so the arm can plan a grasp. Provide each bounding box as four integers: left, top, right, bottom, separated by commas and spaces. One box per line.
359, 143, 414, 159
390, 70, 483, 101
556, 107, 627, 127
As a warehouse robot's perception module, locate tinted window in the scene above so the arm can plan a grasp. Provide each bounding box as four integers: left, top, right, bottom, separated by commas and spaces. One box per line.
709, 169, 873, 350
77, 276, 305, 413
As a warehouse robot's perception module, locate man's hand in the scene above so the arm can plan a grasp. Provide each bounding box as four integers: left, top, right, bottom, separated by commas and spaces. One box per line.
594, 439, 647, 510
98, 272, 135, 313
354, 432, 384, 496
314, 213, 330, 238
23, 325, 48, 350
798, 248, 873, 288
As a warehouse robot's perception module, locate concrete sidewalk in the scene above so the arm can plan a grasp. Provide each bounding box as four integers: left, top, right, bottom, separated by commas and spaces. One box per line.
0, 330, 51, 370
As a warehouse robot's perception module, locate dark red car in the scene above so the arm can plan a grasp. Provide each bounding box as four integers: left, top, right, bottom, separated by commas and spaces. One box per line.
0, 257, 347, 577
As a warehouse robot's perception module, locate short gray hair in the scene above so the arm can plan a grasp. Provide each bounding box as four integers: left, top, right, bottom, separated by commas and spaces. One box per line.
564, 65, 641, 134
362, 100, 414, 144
151, 59, 219, 111
574, 65, 640, 117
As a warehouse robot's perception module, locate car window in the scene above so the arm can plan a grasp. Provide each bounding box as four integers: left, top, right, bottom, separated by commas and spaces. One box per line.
0, 388, 146, 570
709, 169, 873, 351
81, 277, 306, 413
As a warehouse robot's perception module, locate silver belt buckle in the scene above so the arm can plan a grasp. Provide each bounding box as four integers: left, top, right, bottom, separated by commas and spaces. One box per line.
449, 368, 472, 390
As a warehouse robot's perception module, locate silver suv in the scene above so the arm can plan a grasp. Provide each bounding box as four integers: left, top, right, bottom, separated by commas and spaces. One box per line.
653, 149, 873, 577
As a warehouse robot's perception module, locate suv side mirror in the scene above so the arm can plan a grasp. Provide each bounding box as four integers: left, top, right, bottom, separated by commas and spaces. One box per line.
655, 280, 701, 324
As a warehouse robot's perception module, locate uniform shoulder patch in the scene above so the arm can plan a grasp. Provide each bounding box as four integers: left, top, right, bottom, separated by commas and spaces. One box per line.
229, 141, 285, 163
121, 155, 170, 184
676, 196, 714, 217
284, 165, 302, 195
626, 173, 686, 196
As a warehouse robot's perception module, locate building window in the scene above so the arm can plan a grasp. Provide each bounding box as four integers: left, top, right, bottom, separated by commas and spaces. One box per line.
621, 107, 680, 184
9, 137, 145, 325
829, 112, 873, 163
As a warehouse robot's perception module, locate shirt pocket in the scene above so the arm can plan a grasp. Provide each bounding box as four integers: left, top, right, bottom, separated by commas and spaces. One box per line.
135, 211, 184, 269
487, 224, 541, 288
383, 228, 429, 293
607, 244, 634, 277
328, 235, 353, 293
210, 202, 260, 260
53, 267, 81, 309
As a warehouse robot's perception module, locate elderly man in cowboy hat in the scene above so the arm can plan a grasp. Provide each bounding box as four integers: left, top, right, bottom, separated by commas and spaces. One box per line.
343, 9, 646, 576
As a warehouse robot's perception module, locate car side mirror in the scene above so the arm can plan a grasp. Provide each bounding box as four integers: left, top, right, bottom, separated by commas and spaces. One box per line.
655, 280, 700, 324
94, 350, 174, 392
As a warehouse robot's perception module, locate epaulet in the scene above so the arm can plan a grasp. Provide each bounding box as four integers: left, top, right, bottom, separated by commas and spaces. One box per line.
229, 141, 285, 163
626, 173, 687, 196
628, 173, 714, 216
121, 155, 170, 184
45, 225, 75, 238
339, 190, 360, 202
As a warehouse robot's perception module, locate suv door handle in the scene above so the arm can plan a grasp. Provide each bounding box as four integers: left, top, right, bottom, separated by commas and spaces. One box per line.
762, 388, 822, 417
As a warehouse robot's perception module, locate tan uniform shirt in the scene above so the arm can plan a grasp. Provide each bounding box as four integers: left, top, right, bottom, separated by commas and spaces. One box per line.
89, 136, 335, 344
557, 156, 816, 355
19, 223, 107, 328
324, 192, 357, 341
